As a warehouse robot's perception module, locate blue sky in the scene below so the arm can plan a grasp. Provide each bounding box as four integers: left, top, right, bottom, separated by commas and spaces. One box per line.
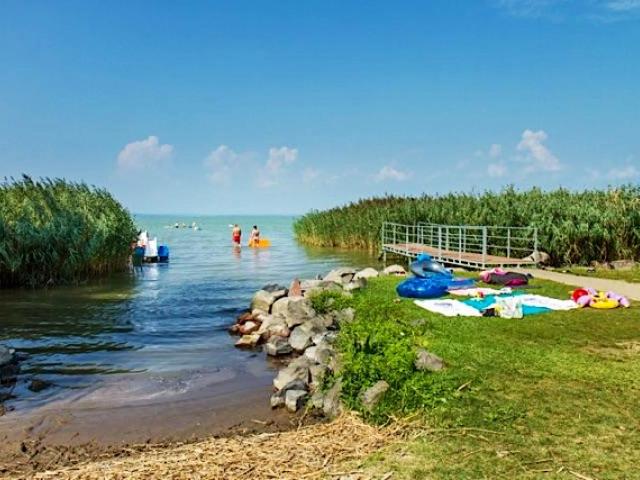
1, 0, 639, 214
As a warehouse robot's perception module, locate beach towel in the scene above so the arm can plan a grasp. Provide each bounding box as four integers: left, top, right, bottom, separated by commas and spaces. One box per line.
414, 299, 482, 317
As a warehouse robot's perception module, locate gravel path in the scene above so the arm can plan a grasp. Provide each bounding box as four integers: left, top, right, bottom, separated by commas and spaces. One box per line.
516, 268, 640, 301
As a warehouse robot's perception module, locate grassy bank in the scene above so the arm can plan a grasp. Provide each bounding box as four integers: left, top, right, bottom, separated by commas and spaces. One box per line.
293, 186, 640, 265
335, 276, 639, 478
0, 176, 137, 288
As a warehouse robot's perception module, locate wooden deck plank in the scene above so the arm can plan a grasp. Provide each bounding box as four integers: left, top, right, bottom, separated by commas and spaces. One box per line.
383, 243, 535, 267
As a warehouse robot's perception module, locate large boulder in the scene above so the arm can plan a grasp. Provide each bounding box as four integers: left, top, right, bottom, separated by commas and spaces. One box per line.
523, 251, 551, 265
288, 278, 303, 297
237, 320, 260, 335
285, 390, 309, 412
289, 326, 314, 352
309, 363, 328, 390
323, 267, 356, 285
272, 297, 316, 328
344, 277, 367, 292
361, 380, 389, 411
354, 267, 379, 280
304, 344, 334, 365
250, 289, 287, 313
414, 349, 444, 372
257, 315, 290, 340
611, 259, 637, 270
234, 333, 261, 348
264, 336, 293, 356
273, 363, 310, 390
382, 264, 406, 276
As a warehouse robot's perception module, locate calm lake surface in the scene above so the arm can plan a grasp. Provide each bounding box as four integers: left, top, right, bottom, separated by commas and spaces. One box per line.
0, 215, 377, 413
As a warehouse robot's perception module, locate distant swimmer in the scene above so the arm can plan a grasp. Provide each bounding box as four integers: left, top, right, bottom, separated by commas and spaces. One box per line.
249, 225, 260, 246
232, 224, 242, 246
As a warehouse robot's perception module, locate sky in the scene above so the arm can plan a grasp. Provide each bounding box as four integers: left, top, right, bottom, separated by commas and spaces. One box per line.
1, 0, 639, 215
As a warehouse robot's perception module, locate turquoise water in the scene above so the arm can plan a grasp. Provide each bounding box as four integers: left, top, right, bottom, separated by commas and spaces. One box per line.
0, 215, 377, 411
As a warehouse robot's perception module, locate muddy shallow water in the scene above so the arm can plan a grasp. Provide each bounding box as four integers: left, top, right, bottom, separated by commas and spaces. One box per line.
0, 215, 377, 464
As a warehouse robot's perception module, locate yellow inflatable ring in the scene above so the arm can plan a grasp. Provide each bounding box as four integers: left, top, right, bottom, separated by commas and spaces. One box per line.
590, 298, 619, 309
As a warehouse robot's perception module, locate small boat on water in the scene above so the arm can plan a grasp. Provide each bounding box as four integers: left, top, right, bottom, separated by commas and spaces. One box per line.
133, 231, 170, 264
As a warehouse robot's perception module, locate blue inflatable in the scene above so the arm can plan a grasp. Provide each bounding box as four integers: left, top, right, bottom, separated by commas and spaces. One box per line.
397, 254, 475, 298
396, 277, 449, 299
410, 254, 452, 278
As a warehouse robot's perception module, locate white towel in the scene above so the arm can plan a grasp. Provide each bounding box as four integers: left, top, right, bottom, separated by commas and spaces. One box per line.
516, 294, 578, 311
414, 299, 483, 317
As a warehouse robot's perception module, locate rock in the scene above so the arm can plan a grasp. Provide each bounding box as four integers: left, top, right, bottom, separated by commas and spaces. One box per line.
273, 363, 310, 390
262, 283, 287, 293
611, 259, 637, 270
302, 280, 344, 298
310, 391, 325, 409
382, 264, 406, 276
288, 278, 302, 297
309, 363, 329, 389
265, 336, 293, 356
238, 321, 259, 335
250, 289, 287, 313
361, 380, 389, 411
322, 379, 342, 418
272, 297, 316, 328
524, 251, 551, 265
324, 267, 356, 285
28, 379, 51, 393
234, 333, 261, 348
289, 326, 314, 352
344, 277, 367, 292
228, 324, 240, 335
333, 307, 355, 325
285, 390, 309, 412
251, 308, 268, 318
281, 379, 309, 392
236, 312, 255, 325
270, 391, 285, 408
304, 345, 334, 365
414, 349, 444, 372
354, 267, 379, 280
0, 346, 15, 367
257, 314, 286, 334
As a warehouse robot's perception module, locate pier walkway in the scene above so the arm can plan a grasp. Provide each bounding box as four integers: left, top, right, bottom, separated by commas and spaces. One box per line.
382, 222, 538, 269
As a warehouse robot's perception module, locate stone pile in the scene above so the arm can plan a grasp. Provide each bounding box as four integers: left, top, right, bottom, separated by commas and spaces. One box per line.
228, 265, 404, 415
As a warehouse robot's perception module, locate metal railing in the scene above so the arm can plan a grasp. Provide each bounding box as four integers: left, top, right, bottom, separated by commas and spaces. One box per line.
381, 221, 538, 268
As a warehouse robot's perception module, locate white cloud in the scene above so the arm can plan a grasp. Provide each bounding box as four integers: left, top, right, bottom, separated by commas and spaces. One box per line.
256, 146, 299, 188
517, 129, 561, 172
606, 163, 639, 180
117, 136, 173, 171
203, 145, 239, 185
266, 146, 298, 173
375, 165, 410, 182
488, 162, 508, 177
606, 0, 640, 11
489, 143, 503, 158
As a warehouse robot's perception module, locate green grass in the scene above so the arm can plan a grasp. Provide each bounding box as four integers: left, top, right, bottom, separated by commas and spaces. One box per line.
293, 186, 640, 265
0, 176, 137, 288
337, 276, 640, 479
553, 266, 640, 284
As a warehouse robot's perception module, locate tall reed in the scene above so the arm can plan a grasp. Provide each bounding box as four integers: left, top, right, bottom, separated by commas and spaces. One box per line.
293, 186, 640, 265
0, 176, 137, 288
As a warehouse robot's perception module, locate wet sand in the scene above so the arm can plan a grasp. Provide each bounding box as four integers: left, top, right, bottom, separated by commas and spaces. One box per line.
0, 362, 304, 476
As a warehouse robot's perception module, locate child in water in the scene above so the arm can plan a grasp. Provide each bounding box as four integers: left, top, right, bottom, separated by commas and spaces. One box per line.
249, 225, 260, 246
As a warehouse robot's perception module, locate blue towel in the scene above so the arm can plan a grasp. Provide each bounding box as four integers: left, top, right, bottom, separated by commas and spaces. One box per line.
462, 294, 551, 316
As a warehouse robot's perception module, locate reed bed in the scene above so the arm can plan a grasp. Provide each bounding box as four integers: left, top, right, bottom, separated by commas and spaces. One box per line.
28, 413, 404, 480
293, 186, 640, 265
0, 176, 137, 288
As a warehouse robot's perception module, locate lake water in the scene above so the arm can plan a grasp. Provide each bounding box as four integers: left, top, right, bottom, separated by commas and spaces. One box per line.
0, 215, 377, 414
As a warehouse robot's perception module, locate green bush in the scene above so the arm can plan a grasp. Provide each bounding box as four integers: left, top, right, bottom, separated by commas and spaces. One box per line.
308, 289, 353, 314
0, 175, 137, 288
293, 186, 640, 265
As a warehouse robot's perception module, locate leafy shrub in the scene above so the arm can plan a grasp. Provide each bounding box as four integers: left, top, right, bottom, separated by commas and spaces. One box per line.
309, 289, 353, 314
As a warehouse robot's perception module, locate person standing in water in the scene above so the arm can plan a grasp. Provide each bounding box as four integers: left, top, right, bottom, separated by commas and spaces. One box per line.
231, 224, 242, 246
249, 225, 260, 246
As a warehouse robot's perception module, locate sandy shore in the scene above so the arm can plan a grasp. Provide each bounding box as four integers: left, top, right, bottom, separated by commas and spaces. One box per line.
0, 363, 303, 476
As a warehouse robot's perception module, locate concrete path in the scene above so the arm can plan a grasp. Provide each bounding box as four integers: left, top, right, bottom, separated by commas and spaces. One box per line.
515, 268, 640, 301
